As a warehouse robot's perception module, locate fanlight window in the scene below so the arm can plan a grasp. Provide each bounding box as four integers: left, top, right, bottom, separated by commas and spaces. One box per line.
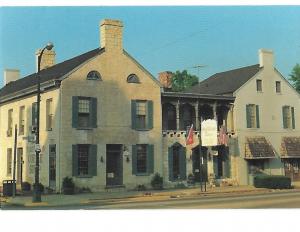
87, 71, 102, 81
127, 74, 140, 83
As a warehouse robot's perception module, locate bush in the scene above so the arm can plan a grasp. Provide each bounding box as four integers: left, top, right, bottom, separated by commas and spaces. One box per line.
33, 183, 44, 193
62, 177, 75, 195
254, 175, 291, 189
21, 182, 31, 191
174, 183, 187, 189
136, 184, 147, 191
187, 174, 195, 185
151, 173, 164, 190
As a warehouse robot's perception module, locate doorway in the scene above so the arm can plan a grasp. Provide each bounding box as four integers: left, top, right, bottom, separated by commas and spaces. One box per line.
16, 148, 23, 184
106, 144, 123, 186
49, 144, 56, 190
192, 146, 208, 182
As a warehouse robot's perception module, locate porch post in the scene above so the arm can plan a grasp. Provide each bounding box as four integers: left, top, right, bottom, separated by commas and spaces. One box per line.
195, 101, 199, 131
176, 100, 180, 130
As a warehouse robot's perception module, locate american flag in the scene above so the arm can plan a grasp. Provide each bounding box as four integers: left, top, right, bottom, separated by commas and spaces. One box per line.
218, 125, 228, 146
186, 124, 194, 145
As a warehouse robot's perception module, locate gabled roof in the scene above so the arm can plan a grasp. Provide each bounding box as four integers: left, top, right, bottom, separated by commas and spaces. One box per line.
0, 48, 104, 99
184, 64, 261, 96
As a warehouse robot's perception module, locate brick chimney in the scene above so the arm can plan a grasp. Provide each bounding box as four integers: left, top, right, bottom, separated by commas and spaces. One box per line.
100, 19, 123, 53
4, 69, 20, 86
159, 71, 173, 89
35, 49, 56, 71
259, 49, 274, 70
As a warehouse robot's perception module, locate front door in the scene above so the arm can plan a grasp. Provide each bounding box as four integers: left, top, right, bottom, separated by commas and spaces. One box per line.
106, 144, 123, 186
16, 148, 23, 184
49, 144, 56, 190
192, 146, 208, 182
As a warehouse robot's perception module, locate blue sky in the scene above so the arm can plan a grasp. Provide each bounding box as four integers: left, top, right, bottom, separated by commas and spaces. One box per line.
0, 6, 300, 86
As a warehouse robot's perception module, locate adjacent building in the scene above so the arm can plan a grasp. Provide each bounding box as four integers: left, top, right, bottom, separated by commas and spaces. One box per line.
186, 49, 300, 184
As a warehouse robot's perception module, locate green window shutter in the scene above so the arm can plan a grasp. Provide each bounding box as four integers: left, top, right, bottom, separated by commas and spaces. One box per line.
246, 105, 251, 128
147, 100, 154, 130
88, 144, 97, 176
132, 145, 137, 175
89, 98, 98, 128
291, 107, 295, 129
256, 105, 260, 128
179, 146, 187, 180
72, 145, 78, 176
131, 100, 137, 130
282, 106, 288, 129
147, 144, 154, 174
72, 96, 79, 128
168, 147, 174, 181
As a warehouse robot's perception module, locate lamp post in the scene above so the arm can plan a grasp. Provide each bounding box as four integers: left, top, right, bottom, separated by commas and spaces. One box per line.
32, 42, 54, 203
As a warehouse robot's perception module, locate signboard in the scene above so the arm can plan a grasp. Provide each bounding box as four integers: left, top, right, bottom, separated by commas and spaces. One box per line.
201, 119, 218, 146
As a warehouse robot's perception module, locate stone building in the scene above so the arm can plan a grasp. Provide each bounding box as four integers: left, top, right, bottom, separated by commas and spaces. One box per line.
0, 19, 163, 192
186, 49, 300, 184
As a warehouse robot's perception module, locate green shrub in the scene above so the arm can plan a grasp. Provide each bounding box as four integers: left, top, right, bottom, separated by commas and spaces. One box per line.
136, 184, 147, 191
254, 175, 291, 189
62, 177, 75, 195
21, 182, 31, 191
151, 173, 164, 190
174, 183, 187, 189
33, 183, 44, 193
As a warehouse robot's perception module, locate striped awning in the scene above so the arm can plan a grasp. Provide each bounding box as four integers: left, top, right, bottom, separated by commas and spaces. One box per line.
281, 137, 300, 158
245, 136, 275, 159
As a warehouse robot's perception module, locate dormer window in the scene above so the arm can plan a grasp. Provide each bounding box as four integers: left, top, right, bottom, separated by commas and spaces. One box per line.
127, 74, 140, 83
87, 71, 102, 81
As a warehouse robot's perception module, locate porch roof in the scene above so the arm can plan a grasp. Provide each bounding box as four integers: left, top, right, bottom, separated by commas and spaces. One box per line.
245, 136, 276, 159
281, 137, 300, 158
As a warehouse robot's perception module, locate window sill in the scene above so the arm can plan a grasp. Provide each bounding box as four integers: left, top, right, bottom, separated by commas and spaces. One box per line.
76, 127, 94, 130
134, 128, 152, 132
75, 175, 93, 178
46, 129, 53, 132
257, 91, 263, 94
246, 128, 260, 130
135, 173, 150, 176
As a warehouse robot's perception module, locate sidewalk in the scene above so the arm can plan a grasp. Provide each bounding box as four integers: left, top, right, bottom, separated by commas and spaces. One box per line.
1, 185, 299, 209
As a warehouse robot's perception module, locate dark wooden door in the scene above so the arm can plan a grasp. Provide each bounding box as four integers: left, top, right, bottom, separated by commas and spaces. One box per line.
192, 148, 201, 182
106, 145, 123, 186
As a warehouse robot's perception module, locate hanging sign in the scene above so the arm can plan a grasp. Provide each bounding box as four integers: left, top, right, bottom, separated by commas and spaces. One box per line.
201, 119, 218, 146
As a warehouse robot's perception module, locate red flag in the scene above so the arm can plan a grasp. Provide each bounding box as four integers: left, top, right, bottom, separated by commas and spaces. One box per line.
186, 124, 194, 145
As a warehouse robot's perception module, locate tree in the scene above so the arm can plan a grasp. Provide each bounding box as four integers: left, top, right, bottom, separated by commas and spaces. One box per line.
289, 63, 300, 93
171, 70, 199, 92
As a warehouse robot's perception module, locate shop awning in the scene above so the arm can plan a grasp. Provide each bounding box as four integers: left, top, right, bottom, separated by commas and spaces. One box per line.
245, 136, 276, 159
281, 137, 300, 158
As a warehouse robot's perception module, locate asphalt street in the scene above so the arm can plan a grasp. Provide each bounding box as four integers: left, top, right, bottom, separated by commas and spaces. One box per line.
4, 190, 300, 210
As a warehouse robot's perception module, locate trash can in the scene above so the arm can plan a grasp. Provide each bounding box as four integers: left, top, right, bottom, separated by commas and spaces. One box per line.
3, 180, 16, 197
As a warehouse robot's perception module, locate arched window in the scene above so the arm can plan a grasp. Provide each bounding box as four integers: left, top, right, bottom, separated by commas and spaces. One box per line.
127, 74, 140, 83
87, 71, 102, 81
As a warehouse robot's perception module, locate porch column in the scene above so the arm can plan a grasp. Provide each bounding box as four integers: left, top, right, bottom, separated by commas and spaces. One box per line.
213, 102, 217, 120
176, 100, 180, 130
194, 102, 199, 131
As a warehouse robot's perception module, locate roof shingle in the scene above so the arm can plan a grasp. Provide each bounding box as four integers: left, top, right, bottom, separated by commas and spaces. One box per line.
184, 64, 261, 96
0, 48, 103, 99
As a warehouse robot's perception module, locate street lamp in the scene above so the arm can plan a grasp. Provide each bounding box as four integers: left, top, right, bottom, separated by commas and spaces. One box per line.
32, 42, 54, 203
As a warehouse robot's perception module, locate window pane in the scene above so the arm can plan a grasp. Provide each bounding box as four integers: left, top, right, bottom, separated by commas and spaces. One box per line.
78, 114, 89, 128
136, 102, 146, 115
7, 149, 12, 175
250, 105, 256, 128
78, 145, 89, 175
137, 144, 147, 173
78, 99, 90, 113
256, 80, 262, 92
276, 81, 281, 93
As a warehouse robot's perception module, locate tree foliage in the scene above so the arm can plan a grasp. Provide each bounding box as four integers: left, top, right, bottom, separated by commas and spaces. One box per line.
289, 63, 300, 93
171, 70, 199, 92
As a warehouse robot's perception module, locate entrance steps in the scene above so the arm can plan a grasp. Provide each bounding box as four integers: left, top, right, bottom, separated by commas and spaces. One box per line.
105, 185, 126, 193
